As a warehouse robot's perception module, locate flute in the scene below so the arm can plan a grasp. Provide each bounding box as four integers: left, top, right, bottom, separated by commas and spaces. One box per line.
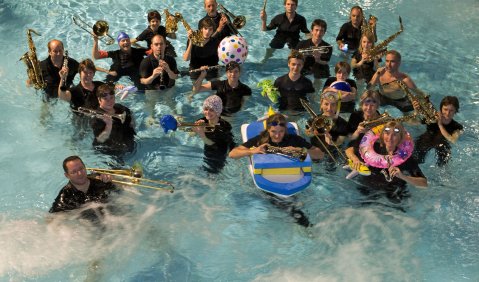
189, 65, 224, 73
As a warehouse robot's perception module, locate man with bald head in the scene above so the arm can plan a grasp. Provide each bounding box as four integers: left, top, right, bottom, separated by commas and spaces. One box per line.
38, 39, 79, 98
199, 0, 234, 41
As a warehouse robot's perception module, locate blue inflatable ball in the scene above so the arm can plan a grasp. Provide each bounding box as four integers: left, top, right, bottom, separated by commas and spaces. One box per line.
330, 81, 352, 92
160, 114, 178, 133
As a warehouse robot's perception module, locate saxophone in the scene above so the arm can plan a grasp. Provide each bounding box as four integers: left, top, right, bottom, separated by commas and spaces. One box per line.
20, 29, 46, 90
397, 80, 438, 124
359, 111, 417, 130
176, 13, 205, 47
164, 9, 180, 34
265, 145, 308, 162
364, 16, 403, 62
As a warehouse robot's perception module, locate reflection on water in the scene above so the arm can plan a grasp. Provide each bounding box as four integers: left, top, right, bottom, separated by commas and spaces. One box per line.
0, 0, 478, 280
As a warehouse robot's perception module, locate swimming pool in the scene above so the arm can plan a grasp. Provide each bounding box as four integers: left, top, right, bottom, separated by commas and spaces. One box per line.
0, 0, 478, 280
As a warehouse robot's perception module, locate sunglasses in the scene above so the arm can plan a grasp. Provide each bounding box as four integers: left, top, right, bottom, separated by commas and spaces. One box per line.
268, 121, 286, 127
384, 127, 400, 133
362, 98, 377, 104
100, 92, 115, 99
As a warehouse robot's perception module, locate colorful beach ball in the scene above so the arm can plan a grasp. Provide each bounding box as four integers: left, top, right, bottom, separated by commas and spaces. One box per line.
217, 35, 248, 65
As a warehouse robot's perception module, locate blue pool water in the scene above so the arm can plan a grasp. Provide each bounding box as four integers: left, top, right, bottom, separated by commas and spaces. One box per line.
0, 0, 478, 280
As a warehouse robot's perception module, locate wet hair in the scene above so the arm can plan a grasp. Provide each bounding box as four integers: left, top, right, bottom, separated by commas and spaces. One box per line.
78, 58, 96, 74
380, 121, 405, 148
258, 113, 288, 145
147, 10, 161, 22
359, 89, 381, 106
386, 50, 402, 62
440, 96, 460, 112
284, 0, 298, 5
96, 83, 114, 99
358, 33, 375, 53
198, 18, 215, 30
47, 39, 64, 52
62, 155, 84, 173
225, 61, 241, 72
311, 19, 327, 32
287, 50, 304, 62
334, 61, 351, 74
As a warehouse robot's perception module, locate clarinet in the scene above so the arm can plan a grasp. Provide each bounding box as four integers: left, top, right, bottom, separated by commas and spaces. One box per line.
60, 50, 69, 91
158, 50, 166, 90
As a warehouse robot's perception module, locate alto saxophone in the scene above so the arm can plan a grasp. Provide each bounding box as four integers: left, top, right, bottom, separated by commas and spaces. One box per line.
176, 13, 205, 47
265, 145, 308, 162
164, 9, 180, 34
359, 111, 417, 130
397, 80, 438, 124
364, 16, 403, 62
20, 29, 46, 90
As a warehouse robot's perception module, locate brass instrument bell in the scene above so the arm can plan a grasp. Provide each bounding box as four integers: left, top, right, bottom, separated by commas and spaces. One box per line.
92, 20, 110, 37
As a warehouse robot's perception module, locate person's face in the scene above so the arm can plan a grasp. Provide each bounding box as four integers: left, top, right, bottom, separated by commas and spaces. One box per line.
226, 67, 240, 82
335, 68, 349, 81
149, 18, 160, 31
321, 99, 338, 117
382, 126, 402, 150
49, 41, 64, 61
98, 90, 115, 111
268, 124, 286, 143
80, 69, 95, 84
118, 38, 131, 52
311, 25, 325, 41
441, 104, 456, 123
385, 54, 400, 72
288, 58, 304, 75
361, 36, 373, 50
151, 36, 165, 57
350, 8, 363, 27
202, 26, 214, 39
361, 97, 379, 116
284, 0, 297, 13
204, 0, 217, 16
203, 107, 219, 121
64, 159, 88, 186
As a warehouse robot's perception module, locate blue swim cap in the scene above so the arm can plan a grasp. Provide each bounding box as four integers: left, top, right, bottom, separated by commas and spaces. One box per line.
117, 32, 130, 43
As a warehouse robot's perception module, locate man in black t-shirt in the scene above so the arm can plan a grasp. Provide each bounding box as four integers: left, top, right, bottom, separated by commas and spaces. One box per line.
191, 61, 251, 116
200, 0, 234, 42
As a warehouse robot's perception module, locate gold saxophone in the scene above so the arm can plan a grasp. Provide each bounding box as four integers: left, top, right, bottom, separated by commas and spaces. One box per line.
265, 145, 308, 162
359, 111, 417, 130
361, 14, 377, 39
176, 13, 205, 47
397, 80, 438, 124
20, 29, 46, 90
365, 16, 403, 62
164, 9, 180, 34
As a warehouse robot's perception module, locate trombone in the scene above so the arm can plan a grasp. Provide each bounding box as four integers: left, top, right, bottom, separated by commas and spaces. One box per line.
72, 15, 115, 45
87, 167, 175, 193
73, 107, 126, 124
218, 4, 246, 36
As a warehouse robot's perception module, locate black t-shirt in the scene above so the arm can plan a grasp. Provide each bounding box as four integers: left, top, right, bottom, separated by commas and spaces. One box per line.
69, 81, 104, 110
106, 48, 145, 73
243, 133, 313, 149
336, 21, 362, 51
309, 115, 348, 150
49, 178, 114, 213
189, 37, 221, 70
266, 13, 309, 42
418, 119, 463, 146
351, 50, 381, 81
40, 56, 79, 98
197, 117, 235, 157
210, 80, 252, 115
274, 74, 315, 111
136, 26, 167, 47
139, 54, 178, 90
295, 39, 332, 78
91, 104, 136, 153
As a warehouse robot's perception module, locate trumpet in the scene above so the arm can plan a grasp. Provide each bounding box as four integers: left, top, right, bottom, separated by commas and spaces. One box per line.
218, 4, 246, 36
87, 166, 174, 193
73, 107, 126, 124
298, 45, 332, 56
72, 15, 115, 45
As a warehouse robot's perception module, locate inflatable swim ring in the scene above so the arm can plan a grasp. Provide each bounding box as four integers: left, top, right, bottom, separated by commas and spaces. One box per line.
359, 125, 414, 168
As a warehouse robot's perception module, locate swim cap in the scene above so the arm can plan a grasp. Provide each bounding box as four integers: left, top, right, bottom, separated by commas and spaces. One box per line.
203, 95, 223, 114
117, 32, 130, 43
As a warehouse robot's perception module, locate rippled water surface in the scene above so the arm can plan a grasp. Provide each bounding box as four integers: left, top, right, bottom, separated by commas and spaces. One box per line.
0, 0, 478, 281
